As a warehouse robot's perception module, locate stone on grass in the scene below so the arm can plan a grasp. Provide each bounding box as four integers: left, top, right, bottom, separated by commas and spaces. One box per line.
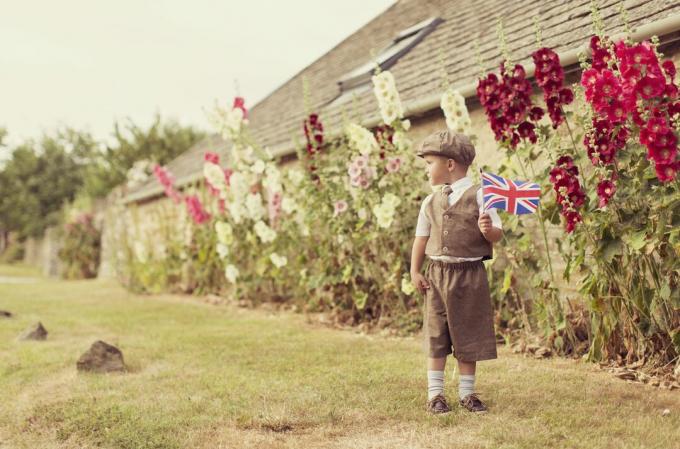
0, 310, 12, 318
19, 322, 47, 340
76, 340, 126, 373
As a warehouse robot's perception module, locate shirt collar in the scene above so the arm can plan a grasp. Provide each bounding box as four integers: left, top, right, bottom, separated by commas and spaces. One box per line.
444, 176, 472, 192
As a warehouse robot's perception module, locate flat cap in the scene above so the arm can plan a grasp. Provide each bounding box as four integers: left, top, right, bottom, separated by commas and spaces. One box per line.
417, 130, 476, 166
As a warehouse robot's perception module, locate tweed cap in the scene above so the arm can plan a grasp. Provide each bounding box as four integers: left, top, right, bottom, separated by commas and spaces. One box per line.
417, 130, 476, 165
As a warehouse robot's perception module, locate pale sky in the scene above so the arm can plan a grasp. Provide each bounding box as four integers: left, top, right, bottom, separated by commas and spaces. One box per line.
0, 0, 395, 150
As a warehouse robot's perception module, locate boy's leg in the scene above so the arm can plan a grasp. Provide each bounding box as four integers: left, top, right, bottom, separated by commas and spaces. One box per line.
427, 357, 446, 400
457, 358, 487, 412
457, 359, 476, 399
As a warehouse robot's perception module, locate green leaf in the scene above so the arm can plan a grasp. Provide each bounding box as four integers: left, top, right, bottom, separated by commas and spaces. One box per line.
353, 291, 368, 310
341, 264, 353, 284
501, 267, 513, 294
624, 231, 647, 252
659, 282, 671, 301
601, 239, 623, 263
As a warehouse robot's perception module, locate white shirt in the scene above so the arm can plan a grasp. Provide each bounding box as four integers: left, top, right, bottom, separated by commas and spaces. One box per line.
415, 176, 502, 263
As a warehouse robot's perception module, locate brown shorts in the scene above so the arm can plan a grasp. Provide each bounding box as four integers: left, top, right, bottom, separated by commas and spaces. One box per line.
423, 259, 498, 361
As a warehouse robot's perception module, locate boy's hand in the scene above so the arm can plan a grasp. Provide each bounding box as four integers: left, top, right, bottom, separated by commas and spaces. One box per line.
478, 212, 492, 235
411, 272, 430, 295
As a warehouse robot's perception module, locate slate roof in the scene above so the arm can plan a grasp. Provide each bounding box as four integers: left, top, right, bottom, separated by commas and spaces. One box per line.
126, 0, 680, 203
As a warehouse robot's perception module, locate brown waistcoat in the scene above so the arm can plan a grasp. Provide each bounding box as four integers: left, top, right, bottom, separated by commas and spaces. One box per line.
424, 184, 493, 261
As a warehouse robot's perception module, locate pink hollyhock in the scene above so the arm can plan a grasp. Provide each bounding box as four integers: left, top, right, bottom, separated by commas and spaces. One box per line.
204, 152, 220, 164
385, 156, 402, 173
233, 97, 248, 119
153, 164, 182, 204
268, 190, 283, 222
333, 200, 349, 216
185, 195, 211, 225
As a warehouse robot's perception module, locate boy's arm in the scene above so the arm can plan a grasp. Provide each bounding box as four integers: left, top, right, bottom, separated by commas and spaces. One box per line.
478, 213, 503, 243
410, 236, 430, 294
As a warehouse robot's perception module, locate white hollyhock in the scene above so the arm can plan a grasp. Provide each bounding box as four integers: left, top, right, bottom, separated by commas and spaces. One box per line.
441, 88, 472, 134
371, 70, 404, 125
269, 252, 288, 268
346, 123, 379, 156
224, 264, 239, 283
215, 221, 233, 245
245, 193, 266, 221
203, 162, 228, 197
254, 220, 277, 243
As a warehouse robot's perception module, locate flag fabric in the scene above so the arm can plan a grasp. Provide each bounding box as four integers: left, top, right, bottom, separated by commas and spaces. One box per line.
481, 171, 541, 215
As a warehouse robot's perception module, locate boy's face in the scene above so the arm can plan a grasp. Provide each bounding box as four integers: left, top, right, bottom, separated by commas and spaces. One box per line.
423, 154, 455, 185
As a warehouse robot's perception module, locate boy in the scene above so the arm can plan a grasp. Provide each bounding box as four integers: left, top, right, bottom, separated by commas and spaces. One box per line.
410, 130, 503, 414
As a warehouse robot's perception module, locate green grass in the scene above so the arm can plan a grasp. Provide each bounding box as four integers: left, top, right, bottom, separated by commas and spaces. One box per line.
0, 264, 678, 449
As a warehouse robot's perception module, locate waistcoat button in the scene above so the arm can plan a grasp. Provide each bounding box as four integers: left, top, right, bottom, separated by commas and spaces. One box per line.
443, 246, 448, 251
443, 230, 449, 235
444, 214, 449, 219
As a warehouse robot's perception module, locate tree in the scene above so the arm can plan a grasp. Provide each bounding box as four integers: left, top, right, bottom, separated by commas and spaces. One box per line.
81, 114, 205, 197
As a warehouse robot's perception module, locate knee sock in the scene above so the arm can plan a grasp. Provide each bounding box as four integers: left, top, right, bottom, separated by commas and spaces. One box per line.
427, 370, 445, 400
458, 374, 475, 399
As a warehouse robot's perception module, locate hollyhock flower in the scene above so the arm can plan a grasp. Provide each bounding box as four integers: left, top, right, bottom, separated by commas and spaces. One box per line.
269, 253, 288, 268
333, 200, 349, 216
590, 36, 613, 71
353, 155, 369, 169
662, 60, 676, 78
203, 161, 228, 197
204, 152, 220, 164
372, 70, 404, 125
647, 137, 678, 164
347, 163, 361, 179
441, 88, 472, 134
593, 70, 622, 102
564, 210, 582, 233
597, 179, 616, 208
655, 161, 680, 182
478, 61, 543, 149
346, 123, 379, 156
215, 221, 234, 245
550, 158, 585, 233
245, 193, 266, 221
233, 97, 248, 119
153, 164, 182, 204
303, 113, 324, 161
224, 264, 239, 283
646, 116, 670, 135
267, 191, 282, 222
253, 220, 276, 243
385, 156, 402, 173
636, 75, 665, 99
185, 195, 211, 225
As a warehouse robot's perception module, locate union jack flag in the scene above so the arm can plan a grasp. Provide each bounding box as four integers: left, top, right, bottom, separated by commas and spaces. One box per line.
481, 171, 541, 215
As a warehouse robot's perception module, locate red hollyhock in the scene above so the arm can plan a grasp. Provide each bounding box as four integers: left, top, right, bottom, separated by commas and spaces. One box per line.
597, 178, 616, 208
655, 161, 680, 182
550, 155, 586, 232
477, 62, 543, 149
532, 47, 574, 129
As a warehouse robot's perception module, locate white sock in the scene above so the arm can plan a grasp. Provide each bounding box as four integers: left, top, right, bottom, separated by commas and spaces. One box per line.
427, 370, 445, 400
458, 374, 475, 399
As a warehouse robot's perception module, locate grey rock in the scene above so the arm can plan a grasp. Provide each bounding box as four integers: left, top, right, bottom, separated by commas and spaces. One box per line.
76, 340, 126, 373
19, 322, 47, 340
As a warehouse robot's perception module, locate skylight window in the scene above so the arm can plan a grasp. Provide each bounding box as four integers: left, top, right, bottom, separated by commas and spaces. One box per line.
337, 17, 443, 93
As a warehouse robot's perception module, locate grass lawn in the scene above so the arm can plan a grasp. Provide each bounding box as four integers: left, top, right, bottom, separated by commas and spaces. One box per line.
1, 264, 678, 449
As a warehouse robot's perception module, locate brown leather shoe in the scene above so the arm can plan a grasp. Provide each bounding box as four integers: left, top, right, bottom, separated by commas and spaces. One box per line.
426, 394, 451, 414
459, 393, 488, 413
